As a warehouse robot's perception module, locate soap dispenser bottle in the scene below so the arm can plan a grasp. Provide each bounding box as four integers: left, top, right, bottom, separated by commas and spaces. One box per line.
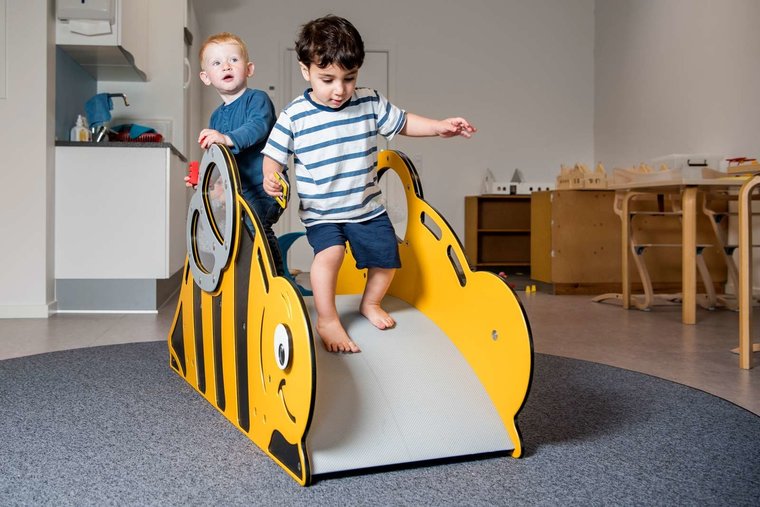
70, 114, 91, 142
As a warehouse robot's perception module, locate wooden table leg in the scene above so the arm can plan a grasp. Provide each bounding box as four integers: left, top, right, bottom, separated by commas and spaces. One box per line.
738, 176, 760, 369
621, 192, 633, 309
681, 187, 698, 325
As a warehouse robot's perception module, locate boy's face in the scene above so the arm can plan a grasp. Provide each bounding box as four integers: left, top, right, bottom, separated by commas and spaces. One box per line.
200, 42, 254, 102
300, 62, 358, 109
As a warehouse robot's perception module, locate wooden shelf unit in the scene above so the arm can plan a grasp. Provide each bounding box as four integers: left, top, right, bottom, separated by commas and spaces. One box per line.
464, 195, 531, 270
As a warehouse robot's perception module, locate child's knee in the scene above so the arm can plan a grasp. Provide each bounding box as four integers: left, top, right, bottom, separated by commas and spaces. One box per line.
313, 244, 346, 268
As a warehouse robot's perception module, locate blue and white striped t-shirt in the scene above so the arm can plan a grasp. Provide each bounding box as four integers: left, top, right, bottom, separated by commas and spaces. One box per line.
262, 87, 406, 227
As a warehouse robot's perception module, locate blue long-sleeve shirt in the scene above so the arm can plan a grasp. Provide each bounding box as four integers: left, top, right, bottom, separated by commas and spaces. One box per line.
209, 88, 276, 204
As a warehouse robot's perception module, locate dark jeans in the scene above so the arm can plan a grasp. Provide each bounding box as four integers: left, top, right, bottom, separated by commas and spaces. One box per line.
246, 195, 285, 276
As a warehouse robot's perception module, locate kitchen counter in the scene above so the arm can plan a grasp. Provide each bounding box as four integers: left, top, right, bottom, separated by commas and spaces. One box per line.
55, 143, 190, 311
55, 141, 187, 162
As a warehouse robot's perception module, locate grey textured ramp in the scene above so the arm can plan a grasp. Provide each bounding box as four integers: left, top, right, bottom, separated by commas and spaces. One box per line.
305, 295, 512, 475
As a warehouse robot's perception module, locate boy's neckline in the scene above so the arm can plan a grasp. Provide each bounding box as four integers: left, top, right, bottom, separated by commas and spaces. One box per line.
221, 87, 251, 106
303, 88, 352, 112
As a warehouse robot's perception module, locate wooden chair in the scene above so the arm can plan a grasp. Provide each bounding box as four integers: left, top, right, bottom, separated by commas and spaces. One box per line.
594, 191, 716, 310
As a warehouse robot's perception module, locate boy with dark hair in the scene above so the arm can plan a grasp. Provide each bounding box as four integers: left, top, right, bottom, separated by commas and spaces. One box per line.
262, 16, 476, 353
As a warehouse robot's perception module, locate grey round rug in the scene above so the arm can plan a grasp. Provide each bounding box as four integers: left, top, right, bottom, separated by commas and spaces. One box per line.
1, 342, 758, 506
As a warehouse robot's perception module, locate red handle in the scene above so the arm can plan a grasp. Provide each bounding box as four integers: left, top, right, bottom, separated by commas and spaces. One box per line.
188, 161, 199, 186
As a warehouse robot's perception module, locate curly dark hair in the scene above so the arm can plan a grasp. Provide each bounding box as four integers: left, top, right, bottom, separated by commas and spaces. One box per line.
295, 15, 365, 70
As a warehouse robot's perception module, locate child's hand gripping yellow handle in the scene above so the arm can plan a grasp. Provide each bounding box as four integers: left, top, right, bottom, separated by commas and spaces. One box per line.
274, 172, 289, 209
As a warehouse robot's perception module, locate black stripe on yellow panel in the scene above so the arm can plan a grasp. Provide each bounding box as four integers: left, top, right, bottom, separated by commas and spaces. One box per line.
193, 283, 206, 393
268, 429, 304, 482
212, 295, 225, 411
257, 248, 269, 294
169, 306, 186, 375
235, 224, 253, 432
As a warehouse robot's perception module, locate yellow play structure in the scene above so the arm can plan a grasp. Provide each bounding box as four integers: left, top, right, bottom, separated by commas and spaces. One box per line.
168, 145, 533, 485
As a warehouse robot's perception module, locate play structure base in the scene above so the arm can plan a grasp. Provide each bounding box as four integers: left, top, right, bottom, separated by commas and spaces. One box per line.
170, 147, 532, 485
307, 295, 512, 475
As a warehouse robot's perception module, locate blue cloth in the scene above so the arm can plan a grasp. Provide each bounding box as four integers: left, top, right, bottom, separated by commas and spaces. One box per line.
111, 124, 156, 139
305, 213, 401, 269
128, 124, 155, 138
84, 93, 113, 127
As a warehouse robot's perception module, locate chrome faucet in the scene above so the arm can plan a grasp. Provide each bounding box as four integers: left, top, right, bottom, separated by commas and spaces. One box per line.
109, 93, 129, 107
91, 93, 130, 142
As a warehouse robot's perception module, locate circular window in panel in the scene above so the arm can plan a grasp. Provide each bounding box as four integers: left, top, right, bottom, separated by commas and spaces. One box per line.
186, 144, 239, 293
204, 163, 228, 244
377, 167, 408, 242
190, 209, 216, 274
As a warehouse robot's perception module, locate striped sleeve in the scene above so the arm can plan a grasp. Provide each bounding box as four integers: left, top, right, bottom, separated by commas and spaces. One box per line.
261, 111, 293, 165
375, 90, 406, 140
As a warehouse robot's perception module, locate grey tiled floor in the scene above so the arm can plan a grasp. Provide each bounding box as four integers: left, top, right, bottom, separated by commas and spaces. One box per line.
521, 292, 759, 415
1, 289, 757, 415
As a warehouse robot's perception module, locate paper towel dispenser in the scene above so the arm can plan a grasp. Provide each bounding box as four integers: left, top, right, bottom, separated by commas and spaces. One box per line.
57, 0, 115, 36
57, 0, 115, 22
56, 0, 148, 81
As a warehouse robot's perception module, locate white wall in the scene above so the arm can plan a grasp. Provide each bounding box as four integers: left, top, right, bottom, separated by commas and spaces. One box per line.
594, 0, 760, 290
191, 0, 595, 239
186, 1, 203, 164
595, 0, 760, 168
16, 1, 756, 316
0, 0, 56, 317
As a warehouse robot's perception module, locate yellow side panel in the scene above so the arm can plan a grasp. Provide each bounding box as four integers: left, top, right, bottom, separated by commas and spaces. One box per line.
168, 146, 317, 485
170, 146, 531, 487
336, 151, 533, 457
242, 199, 316, 484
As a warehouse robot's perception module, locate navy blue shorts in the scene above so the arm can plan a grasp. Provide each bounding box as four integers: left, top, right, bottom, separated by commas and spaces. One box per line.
305, 213, 401, 269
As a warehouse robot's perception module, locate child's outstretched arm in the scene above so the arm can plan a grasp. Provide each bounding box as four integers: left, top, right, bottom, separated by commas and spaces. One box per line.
262, 156, 285, 197
400, 113, 476, 138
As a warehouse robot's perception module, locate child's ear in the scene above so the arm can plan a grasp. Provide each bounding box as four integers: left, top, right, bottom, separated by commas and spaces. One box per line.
246, 62, 255, 78
199, 70, 211, 86
298, 62, 310, 82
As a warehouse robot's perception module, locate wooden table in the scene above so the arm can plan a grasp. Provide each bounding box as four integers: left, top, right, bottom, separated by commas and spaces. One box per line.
610, 176, 747, 324
612, 173, 760, 369
737, 169, 760, 369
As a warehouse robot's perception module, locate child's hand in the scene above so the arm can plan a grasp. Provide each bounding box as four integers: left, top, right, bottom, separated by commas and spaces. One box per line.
184, 175, 197, 189
437, 118, 477, 139
198, 129, 232, 149
263, 171, 284, 197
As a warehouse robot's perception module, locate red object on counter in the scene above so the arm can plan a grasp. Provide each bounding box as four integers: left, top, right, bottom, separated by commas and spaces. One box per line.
110, 131, 164, 143
726, 157, 757, 166
188, 161, 200, 186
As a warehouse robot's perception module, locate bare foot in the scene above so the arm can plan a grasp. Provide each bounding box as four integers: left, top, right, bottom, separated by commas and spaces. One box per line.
360, 303, 396, 330
316, 317, 361, 353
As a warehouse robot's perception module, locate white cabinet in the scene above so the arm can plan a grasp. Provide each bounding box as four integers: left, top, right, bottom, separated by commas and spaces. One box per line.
55, 146, 188, 279
56, 0, 149, 81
